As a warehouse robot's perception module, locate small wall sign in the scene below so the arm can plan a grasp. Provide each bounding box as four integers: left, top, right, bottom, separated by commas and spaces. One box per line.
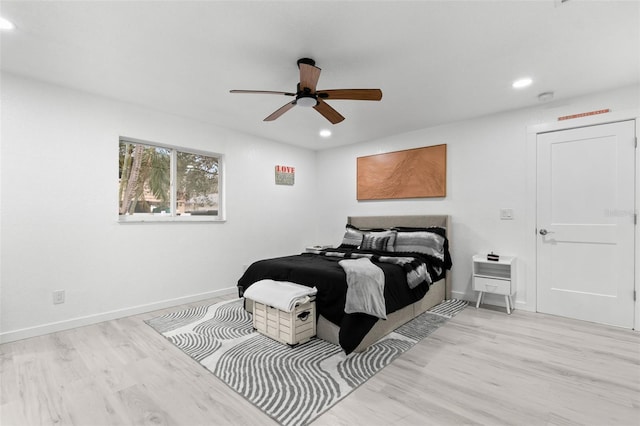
275, 165, 295, 185
558, 109, 610, 121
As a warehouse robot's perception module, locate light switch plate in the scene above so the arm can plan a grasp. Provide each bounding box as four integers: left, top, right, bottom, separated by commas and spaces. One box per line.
53, 290, 65, 304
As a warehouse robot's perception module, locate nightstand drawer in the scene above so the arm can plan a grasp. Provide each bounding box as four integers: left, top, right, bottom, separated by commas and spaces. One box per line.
473, 276, 511, 295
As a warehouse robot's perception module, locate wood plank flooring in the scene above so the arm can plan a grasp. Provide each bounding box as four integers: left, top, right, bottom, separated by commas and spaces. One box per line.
1, 296, 639, 425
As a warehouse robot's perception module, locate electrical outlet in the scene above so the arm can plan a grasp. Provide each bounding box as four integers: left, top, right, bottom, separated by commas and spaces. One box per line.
53, 290, 65, 305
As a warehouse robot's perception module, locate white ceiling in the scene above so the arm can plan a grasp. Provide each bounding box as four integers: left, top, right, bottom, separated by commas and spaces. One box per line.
1, 1, 638, 150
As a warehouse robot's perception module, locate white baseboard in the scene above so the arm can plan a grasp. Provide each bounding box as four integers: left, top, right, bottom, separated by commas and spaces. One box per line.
0, 287, 237, 344
452, 289, 535, 312
450, 290, 469, 301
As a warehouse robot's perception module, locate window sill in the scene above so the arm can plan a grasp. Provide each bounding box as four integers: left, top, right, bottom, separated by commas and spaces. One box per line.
118, 214, 226, 223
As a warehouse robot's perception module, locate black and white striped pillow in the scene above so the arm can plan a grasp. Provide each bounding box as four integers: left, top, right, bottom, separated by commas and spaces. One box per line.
394, 227, 446, 260
360, 230, 397, 252
339, 225, 366, 248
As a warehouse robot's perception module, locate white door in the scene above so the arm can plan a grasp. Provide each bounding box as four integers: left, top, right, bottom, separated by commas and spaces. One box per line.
537, 120, 636, 328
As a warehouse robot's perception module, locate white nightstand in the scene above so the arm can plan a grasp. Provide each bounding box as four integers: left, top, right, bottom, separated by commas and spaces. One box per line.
473, 254, 516, 314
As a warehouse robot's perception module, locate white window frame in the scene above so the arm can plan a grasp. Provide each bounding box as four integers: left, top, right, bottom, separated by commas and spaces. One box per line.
118, 137, 225, 223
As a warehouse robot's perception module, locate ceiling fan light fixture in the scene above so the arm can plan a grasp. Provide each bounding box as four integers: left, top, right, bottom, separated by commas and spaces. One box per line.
319, 129, 332, 138
296, 95, 317, 108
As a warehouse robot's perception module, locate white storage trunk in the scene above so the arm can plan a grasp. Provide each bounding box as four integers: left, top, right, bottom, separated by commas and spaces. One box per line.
252, 299, 316, 346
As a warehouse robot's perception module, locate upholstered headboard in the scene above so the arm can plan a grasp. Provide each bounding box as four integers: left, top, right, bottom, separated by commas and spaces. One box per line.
347, 215, 451, 299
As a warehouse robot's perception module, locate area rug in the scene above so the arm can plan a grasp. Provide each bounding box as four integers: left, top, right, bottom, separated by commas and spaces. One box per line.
146, 298, 467, 426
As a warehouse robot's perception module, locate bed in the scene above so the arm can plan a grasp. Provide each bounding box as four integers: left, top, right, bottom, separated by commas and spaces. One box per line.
237, 215, 452, 354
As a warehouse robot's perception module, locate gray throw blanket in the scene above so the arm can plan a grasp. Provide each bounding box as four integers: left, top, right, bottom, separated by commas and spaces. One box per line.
339, 257, 387, 320
324, 251, 432, 289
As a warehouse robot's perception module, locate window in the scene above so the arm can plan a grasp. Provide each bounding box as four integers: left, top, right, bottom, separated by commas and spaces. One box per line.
118, 138, 223, 222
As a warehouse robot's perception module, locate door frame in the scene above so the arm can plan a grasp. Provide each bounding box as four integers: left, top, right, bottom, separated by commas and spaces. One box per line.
525, 109, 640, 330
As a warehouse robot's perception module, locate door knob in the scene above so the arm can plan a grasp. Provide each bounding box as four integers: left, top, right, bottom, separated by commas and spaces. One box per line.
539, 228, 551, 235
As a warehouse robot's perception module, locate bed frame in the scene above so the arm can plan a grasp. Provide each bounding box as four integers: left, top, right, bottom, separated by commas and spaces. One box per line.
316, 214, 451, 352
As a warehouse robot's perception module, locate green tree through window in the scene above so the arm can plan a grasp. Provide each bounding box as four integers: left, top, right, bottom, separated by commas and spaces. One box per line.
119, 139, 221, 219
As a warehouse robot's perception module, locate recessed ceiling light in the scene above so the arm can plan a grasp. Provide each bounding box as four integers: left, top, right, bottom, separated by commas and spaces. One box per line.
0, 17, 15, 31
319, 129, 331, 138
512, 77, 533, 89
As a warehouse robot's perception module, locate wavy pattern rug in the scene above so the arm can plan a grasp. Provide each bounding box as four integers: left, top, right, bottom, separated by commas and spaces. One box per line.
146, 298, 466, 426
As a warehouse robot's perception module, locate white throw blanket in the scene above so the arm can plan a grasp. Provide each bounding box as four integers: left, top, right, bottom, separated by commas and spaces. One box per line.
243, 279, 317, 312
339, 257, 387, 320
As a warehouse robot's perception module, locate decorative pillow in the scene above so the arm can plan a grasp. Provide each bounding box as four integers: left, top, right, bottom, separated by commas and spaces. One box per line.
393, 226, 446, 237
339, 224, 366, 248
360, 230, 397, 252
394, 229, 445, 260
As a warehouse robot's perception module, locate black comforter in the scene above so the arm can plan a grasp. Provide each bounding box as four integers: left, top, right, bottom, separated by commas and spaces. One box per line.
237, 247, 450, 354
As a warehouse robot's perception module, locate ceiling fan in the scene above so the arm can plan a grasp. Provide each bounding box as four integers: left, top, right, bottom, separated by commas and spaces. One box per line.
230, 58, 382, 124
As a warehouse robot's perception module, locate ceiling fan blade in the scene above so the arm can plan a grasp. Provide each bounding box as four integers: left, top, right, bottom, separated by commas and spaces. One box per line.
299, 63, 322, 93
314, 99, 345, 124
264, 101, 296, 121
230, 90, 295, 96
317, 89, 382, 101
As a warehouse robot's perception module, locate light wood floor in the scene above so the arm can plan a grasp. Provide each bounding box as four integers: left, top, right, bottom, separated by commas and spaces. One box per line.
1, 295, 639, 426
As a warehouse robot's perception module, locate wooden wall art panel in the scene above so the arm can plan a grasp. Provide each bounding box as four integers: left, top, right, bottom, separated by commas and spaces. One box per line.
357, 144, 446, 200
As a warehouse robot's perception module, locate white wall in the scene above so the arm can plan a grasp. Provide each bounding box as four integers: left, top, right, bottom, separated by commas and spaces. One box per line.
2, 74, 638, 343
315, 84, 640, 312
0, 73, 319, 342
